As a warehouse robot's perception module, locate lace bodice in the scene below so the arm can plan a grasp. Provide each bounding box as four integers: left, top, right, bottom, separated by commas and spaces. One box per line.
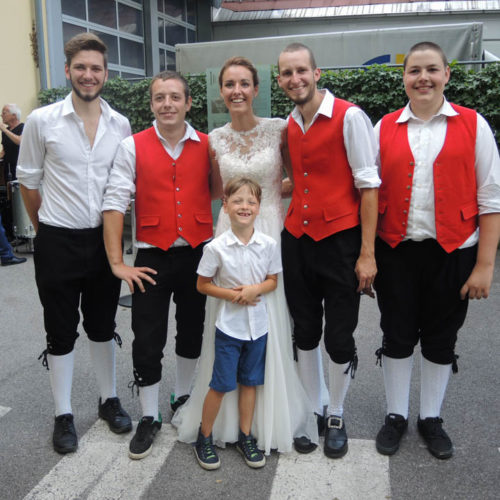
209, 118, 287, 239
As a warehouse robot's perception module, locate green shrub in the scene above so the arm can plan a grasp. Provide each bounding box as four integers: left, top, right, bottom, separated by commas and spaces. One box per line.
38, 63, 499, 146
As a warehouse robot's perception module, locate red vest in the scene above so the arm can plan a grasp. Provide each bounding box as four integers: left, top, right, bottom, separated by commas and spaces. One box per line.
133, 127, 212, 250
378, 104, 477, 253
285, 98, 360, 241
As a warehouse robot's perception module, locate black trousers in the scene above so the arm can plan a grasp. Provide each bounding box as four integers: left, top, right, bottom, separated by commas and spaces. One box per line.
281, 227, 361, 364
374, 237, 477, 364
131, 245, 206, 386
34, 223, 120, 355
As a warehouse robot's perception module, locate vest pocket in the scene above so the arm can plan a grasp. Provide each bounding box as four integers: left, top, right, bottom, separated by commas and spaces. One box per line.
195, 213, 213, 224
323, 205, 353, 222
460, 202, 478, 221
140, 215, 160, 228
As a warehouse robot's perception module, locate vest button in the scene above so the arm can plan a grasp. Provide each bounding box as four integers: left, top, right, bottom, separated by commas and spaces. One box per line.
402, 222, 406, 226
176, 187, 180, 191
304, 172, 308, 177
172, 162, 176, 166
178, 227, 183, 231
405, 198, 409, 202
408, 173, 412, 177
304, 189, 309, 194
177, 201, 181, 205
303, 220, 309, 226
400, 233, 405, 237
178, 213, 182, 217
406, 185, 410, 189
403, 210, 407, 214
304, 204, 308, 209
410, 162, 414, 166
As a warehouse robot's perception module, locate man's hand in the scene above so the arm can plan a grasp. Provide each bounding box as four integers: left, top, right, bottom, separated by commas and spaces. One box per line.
111, 262, 157, 293
232, 284, 261, 306
460, 262, 494, 300
355, 253, 377, 298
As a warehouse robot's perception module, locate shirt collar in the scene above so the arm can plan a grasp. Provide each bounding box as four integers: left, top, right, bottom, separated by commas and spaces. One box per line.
153, 120, 200, 144
397, 97, 459, 123
290, 89, 334, 126
224, 228, 264, 247
61, 93, 114, 123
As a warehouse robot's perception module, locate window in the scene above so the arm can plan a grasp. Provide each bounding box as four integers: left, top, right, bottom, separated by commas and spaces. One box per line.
62, 0, 145, 78
157, 0, 196, 72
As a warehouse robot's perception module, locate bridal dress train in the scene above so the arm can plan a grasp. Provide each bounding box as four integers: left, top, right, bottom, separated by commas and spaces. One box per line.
172, 118, 318, 454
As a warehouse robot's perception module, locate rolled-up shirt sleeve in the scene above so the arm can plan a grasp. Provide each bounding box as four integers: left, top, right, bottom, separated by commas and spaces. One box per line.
343, 107, 381, 189
102, 136, 137, 214
475, 113, 500, 215
16, 111, 45, 189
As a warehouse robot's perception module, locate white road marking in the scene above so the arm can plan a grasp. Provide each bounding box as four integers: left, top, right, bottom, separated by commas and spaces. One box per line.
0, 406, 11, 418
24, 420, 177, 500
271, 438, 390, 500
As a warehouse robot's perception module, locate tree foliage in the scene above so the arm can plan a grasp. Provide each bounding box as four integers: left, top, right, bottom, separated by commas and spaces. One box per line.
38, 63, 500, 146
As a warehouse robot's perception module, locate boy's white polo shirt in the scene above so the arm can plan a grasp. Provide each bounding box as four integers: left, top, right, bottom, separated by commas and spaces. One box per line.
197, 228, 282, 341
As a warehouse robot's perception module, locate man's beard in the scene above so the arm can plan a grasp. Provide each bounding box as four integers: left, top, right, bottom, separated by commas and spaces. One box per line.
287, 85, 315, 106
70, 77, 103, 102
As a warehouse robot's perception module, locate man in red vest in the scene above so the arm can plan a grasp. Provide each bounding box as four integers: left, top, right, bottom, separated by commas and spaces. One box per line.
277, 43, 380, 458
374, 42, 500, 460
103, 71, 220, 459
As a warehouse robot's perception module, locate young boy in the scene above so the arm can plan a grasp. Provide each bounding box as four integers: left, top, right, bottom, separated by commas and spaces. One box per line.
374, 41, 500, 459
194, 177, 281, 470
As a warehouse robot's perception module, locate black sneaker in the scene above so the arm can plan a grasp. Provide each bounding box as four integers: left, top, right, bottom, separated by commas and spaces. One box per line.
98, 397, 132, 434
129, 415, 162, 460
170, 393, 189, 413
417, 416, 453, 459
236, 430, 266, 468
324, 415, 348, 459
194, 427, 220, 470
376, 413, 408, 455
53, 413, 78, 454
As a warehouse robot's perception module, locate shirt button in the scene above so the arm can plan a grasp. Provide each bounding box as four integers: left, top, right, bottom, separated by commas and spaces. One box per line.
304, 189, 309, 194
303, 220, 309, 226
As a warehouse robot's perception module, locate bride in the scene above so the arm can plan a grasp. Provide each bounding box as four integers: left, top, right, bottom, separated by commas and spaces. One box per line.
172, 56, 318, 454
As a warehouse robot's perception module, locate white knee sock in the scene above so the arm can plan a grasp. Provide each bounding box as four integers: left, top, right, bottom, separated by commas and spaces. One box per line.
420, 356, 451, 419
327, 360, 352, 417
48, 351, 75, 416
88, 339, 116, 402
297, 346, 328, 415
174, 355, 198, 397
382, 354, 413, 419
139, 383, 160, 419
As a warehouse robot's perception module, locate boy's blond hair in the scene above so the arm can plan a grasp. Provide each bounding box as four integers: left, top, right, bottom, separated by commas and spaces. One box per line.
224, 177, 262, 204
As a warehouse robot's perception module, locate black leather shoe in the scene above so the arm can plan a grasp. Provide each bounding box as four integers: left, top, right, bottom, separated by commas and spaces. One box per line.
99, 397, 132, 434
53, 413, 78, 454
376, 413, 408, 455
1, 256, 27, 266
417, 416, 453, 459
170, 393, 189, 412
324, 415, 348, 458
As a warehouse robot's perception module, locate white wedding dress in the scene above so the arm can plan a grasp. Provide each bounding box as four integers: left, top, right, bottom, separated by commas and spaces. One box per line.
172, 118, 318, 454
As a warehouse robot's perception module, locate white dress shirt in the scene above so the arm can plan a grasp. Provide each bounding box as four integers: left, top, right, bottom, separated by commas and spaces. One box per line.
197, 228, 282, 341
374, 99, 500, 248
17, 93, 131, 229
290, 89, 381, 189
102, 120, 200, 248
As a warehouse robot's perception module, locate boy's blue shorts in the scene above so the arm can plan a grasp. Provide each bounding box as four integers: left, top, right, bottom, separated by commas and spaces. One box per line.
210, 328, 267, 393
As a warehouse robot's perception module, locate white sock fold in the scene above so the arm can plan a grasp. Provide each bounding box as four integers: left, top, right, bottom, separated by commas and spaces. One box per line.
296, 346, 328, 415
174, 355, 198, 397
139, 383, 160, 419
48, 351, 75, 416
420, 355, 451, 419
383, 354, 414, 419
327, 360, 352, 417
88, 339, 116, 402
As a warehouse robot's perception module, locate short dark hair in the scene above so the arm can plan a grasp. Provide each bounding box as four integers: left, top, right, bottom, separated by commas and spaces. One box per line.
278, 43, 317, 71
218, 56, 259, 88
404, 41, 449, 69
224, 177, 262, 204
149, 70, 190, 101
64, 32, 108, 69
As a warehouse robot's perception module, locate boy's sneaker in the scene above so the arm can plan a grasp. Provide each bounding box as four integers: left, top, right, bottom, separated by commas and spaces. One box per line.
53, 413, 78, 454
417, 416, 453, 459
236, 430, 266, 468
98, 397, 132, 434
376, 413, 408, 455
170, 393, 190, 413
194, 427, 220, 470
129, 414, 162, 460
